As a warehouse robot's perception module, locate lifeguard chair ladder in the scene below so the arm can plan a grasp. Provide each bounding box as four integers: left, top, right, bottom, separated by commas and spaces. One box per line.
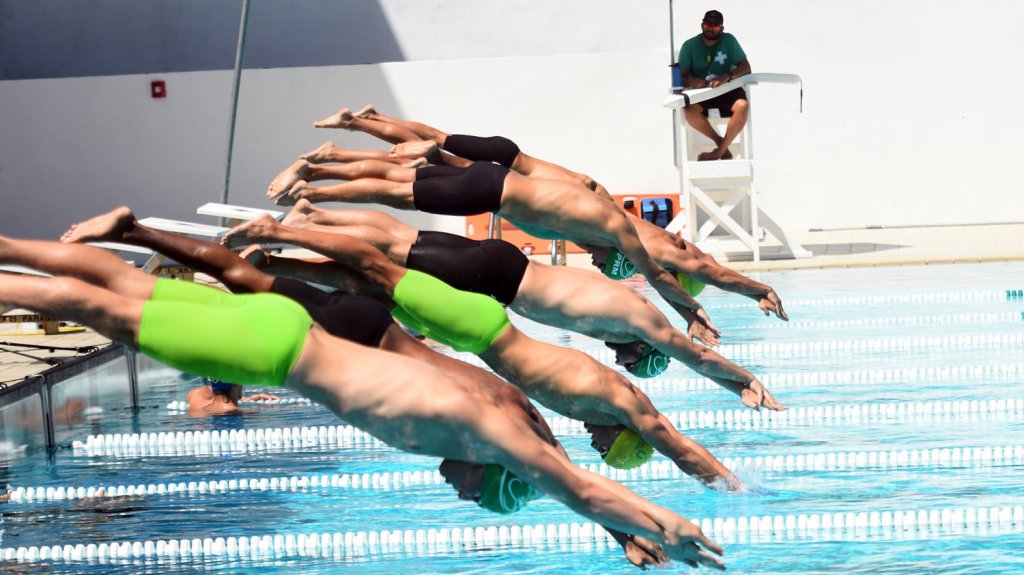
663, 73, 810, 262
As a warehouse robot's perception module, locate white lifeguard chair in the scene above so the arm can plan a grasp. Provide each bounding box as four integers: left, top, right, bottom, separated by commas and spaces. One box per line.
663, 74, 811, 262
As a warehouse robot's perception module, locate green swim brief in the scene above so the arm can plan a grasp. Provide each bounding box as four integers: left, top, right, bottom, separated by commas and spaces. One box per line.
390, 269, 511, 354
138, 279, 313, 387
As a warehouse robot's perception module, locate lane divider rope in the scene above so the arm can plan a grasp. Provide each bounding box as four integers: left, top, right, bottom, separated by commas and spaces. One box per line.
166, 398, 312, 411
640, 363, 1024, 393
4, 505, 1023, 563
71, 425, 385, 456
11, 444, 1024, 503
717, 334, 1024, 360
706, 289, 1024, 310
444, 334, 1024, 369
732, 311, 1022, 331
71, 398, 1024, 456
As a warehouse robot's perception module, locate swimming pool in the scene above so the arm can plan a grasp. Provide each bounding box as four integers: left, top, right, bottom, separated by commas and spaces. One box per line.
2, 261, 1023, 574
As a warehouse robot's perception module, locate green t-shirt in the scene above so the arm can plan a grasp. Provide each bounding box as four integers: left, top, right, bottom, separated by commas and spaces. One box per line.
678, 33, 746, 81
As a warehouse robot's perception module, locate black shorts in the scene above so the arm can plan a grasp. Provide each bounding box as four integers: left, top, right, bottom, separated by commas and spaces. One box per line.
411, 162, 508, 216
269, 277, 393, 347
700, 87, 747, 118
406, 231, 529, 306
443, 134, 521, 169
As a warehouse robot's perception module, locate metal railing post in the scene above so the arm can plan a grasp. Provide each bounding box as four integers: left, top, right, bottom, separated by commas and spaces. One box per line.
220, 0, 253, 213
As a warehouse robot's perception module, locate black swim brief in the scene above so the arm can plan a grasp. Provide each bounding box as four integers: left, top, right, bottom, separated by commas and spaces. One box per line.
442, 135, 521, 169
412, 162, 508, 216
405, 231, 529, 306
270, 277, 393, 347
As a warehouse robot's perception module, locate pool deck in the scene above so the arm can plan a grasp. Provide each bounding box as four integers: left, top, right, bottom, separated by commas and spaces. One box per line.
2, 222, 1023, 387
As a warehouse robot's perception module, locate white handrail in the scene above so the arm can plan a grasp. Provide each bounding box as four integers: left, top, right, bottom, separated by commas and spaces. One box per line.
662, 72, 803, 109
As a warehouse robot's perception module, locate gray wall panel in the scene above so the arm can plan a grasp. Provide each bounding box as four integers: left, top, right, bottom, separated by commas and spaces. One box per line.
1, 1, 663, 80
0, 0, 403, 79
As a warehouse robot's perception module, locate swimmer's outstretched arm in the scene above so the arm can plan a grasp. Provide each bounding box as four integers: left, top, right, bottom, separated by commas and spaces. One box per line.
493, 429, 725, 569
707, 374, 785, 411
599, 210, 719, 334
635, 218, 788, 321
609, 394, 742, 489
625, 309, 783, 410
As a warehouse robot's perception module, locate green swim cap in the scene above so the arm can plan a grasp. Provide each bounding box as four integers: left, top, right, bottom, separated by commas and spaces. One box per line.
602, 428, 655, 470
676, 272, 706, 297
627, 344, 671, 378
477, 465, 537, 514
602, 248, 639, 280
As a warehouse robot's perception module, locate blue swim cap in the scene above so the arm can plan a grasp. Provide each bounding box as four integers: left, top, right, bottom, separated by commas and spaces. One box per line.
205, 377, 239, 394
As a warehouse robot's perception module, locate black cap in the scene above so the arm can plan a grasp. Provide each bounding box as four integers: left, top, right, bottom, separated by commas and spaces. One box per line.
703, 10, 724, 25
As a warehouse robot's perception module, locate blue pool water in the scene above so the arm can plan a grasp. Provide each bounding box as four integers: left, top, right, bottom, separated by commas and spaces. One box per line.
2, 261, 1023, 574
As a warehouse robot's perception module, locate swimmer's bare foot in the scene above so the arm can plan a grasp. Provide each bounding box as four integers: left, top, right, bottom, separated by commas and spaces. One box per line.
313, 107, 355, 129
221, 214, 280, 249
390, 140, 439, 160
280, 199, 318, 228
267, 160, 313, 199
401, 157, 428, 168
299, 141, 336, 164
61, 206, 136, 244
272, 180, 311, 207
238, 244, 270, 268
354, 104, 376, 119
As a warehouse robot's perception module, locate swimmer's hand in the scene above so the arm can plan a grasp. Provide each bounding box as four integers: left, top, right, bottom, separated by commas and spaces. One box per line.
758, 289, 789, 321
677, 307, 719, 346
741, 379, 786, 412
695, 308, 722, 340
607, 529, 670, 570
687, 316, 720, 347
666, 521, 726, 570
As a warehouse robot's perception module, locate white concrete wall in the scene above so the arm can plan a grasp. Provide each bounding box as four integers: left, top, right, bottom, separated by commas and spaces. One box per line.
2, 0, 1022, 239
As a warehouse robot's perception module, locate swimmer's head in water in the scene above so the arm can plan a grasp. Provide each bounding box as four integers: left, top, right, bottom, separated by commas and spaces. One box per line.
676, 272, 706, 297
600, 248, 639, 280
589, 424, 654, 470
606, 341, 672, 378
439, 460, 537, 514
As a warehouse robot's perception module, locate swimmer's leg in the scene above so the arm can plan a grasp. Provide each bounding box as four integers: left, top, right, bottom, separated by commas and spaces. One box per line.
1, 232, 156, 300
0, 274, 142, 345
276, 178, 416, 210
269, 159, 416, 198
358, 109, 452, 146
70, 207, 276, 295
300, 142, 393, 164
307, 160, 417, 183
223, 214, 407, 292
314, 107, 421, 144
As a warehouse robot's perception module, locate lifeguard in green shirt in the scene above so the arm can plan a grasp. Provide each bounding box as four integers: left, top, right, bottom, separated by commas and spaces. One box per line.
677, 10, 752, 161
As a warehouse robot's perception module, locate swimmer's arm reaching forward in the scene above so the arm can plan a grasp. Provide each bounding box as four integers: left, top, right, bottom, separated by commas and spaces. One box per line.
488, 422, 726, 569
